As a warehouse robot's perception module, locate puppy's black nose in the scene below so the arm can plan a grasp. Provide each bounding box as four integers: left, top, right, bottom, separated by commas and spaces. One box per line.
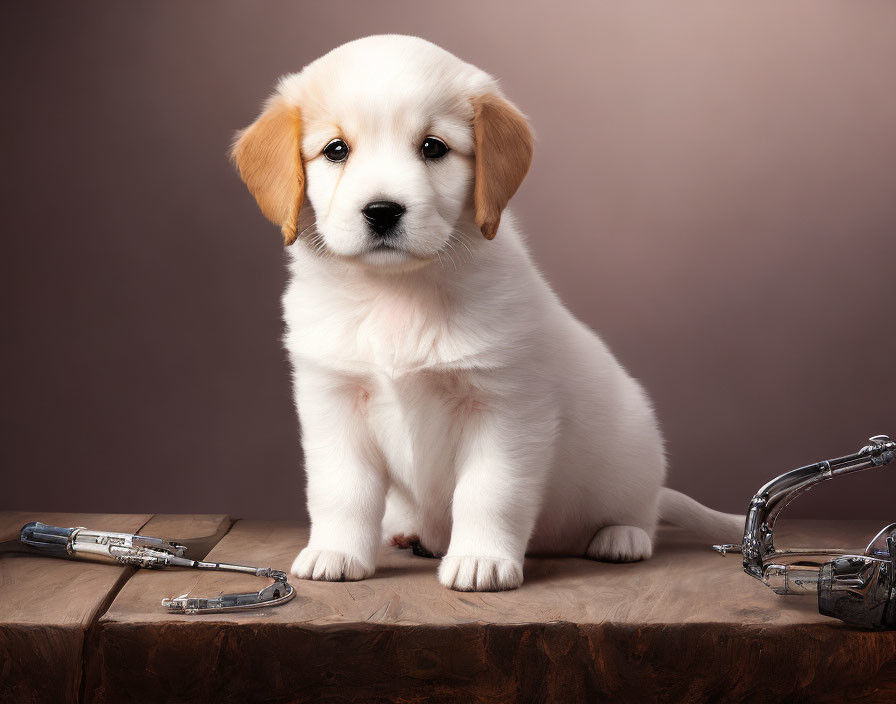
362, 200, 405, 235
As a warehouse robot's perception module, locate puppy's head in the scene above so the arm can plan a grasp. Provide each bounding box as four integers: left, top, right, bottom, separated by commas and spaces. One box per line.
231, 35, 533, 272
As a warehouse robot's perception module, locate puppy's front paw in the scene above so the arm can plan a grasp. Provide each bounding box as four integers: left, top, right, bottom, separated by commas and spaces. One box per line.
438, 555, 523, 592
290, 548, 372, 582
586, 525, 653, 563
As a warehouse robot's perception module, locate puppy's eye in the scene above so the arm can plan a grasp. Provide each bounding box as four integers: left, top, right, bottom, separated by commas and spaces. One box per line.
322, 139, 349, 163
421, 136, 449, 160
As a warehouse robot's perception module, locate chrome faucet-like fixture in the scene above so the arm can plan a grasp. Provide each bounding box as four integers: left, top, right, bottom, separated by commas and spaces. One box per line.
715, 434, 895, 629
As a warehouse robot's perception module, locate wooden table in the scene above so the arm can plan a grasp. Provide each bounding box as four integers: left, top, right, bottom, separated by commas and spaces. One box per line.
2, 514, 895, 703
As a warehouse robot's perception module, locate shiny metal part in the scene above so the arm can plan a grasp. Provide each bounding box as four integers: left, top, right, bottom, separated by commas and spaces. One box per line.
162, 569, 294, 614
715, 435, 895, 629
19, 521, 295, 614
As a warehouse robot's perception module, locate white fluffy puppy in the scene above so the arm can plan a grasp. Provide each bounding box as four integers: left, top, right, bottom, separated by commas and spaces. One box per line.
232, 35, 740, 592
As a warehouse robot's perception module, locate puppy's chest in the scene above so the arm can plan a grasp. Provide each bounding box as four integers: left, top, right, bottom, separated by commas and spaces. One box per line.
288, 286, 476, 374
364, 368, 481, 480
353, 294, 443, 368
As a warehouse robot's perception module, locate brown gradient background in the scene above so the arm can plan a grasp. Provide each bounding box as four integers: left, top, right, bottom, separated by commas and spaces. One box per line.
1, 1, 894, 520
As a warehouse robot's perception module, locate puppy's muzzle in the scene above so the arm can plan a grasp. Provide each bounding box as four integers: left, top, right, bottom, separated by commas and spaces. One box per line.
362, 200, 406, 236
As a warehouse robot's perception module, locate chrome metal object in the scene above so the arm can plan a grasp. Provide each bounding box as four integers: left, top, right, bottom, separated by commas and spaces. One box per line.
713, 435, 895, 629
19, 521, 295, 614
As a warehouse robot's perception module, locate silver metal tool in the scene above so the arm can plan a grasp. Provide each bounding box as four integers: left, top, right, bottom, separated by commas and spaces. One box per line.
19, 521, 295, 614
714, 434, 895, 629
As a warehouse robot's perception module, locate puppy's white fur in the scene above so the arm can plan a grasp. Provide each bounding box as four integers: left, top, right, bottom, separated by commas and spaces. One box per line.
233, 35, 741, 592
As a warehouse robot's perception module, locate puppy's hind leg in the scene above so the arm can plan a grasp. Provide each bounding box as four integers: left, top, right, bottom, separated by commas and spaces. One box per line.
382, 487, 418, 548
585, 525, 653, 563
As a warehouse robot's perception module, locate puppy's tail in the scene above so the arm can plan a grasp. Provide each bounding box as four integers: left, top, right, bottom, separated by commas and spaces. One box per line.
658, 488, 743, 544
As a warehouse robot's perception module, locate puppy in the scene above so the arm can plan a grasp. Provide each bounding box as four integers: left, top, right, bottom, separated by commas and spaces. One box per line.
232, 35, 741, 591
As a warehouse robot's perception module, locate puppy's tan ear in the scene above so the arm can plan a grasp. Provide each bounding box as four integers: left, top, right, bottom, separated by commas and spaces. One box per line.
472, 93, 534, 240
231, 96, 304, 246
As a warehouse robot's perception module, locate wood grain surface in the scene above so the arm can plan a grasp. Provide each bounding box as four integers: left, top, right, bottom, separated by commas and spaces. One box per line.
84, 518, 896, 703
0, 512, 230, 704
